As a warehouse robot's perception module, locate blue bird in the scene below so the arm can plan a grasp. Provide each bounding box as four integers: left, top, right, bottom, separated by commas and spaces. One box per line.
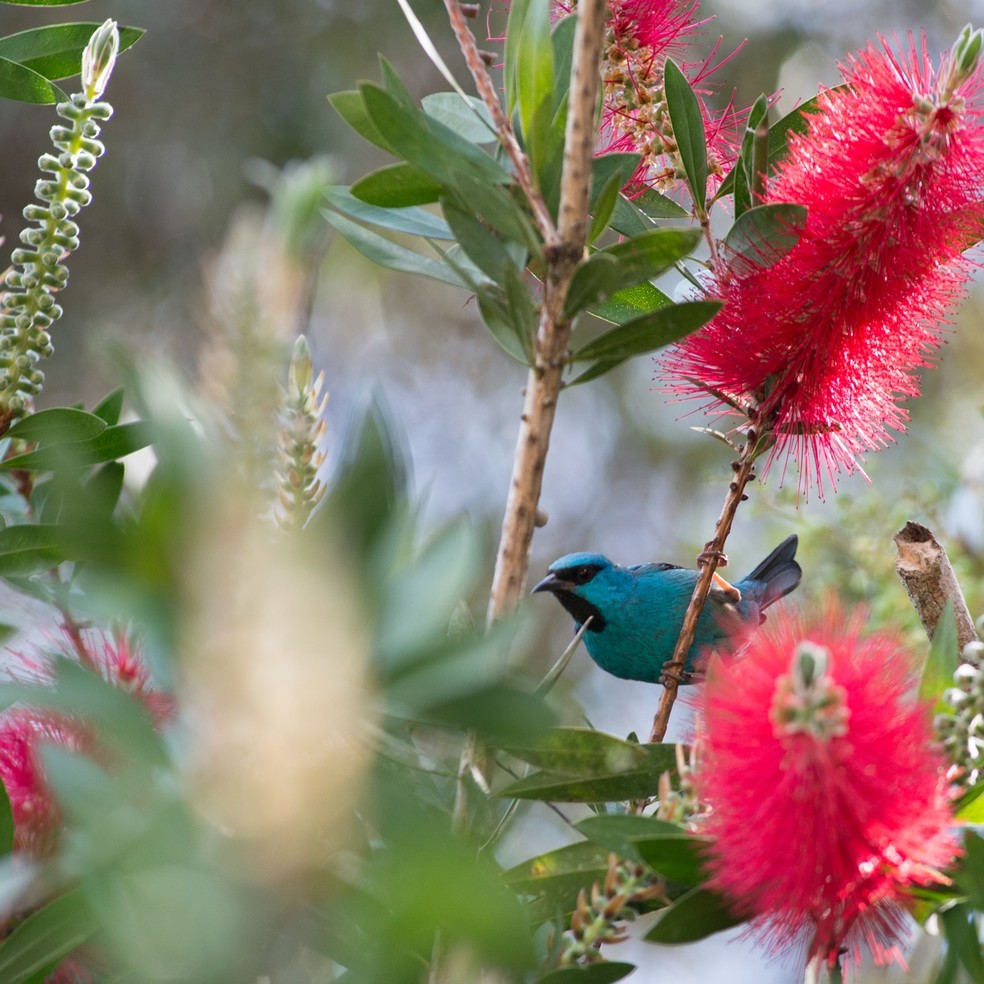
532, 535, 801, 683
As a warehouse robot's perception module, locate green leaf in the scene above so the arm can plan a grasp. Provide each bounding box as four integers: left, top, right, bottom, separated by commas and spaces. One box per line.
0, 524, 67, 574
590, 282, 672, 326
442, 193, 517, 282
360, 83, 510, 188
498, 741, 678, 801
537, 963, 636, 984
505, 840, 611, 901
0, 24, 143, 82
663, 59, 707, 214
631, 187, 690, 220
326, 185, 453, 239
729, 93, 770, 216
6, 408, 107, 446
0, 891, 98, 984
477, 283, 535, 365
92, 386, 125, 425
0, 54, 60, 104
422, 92, 495, 144
591, 154, 640, 203
922, 600, 959, 712
350, 162, 444, 208
0, 778, 13, 856
722, 203, 807, 275
644, 886, 742, 944
0, 421, 154, 471
940, 902, 984, 983
609, 194, 656, 238
571, 300, 720, 362
564, 228, 700, 318
0, 0, 91, 5
588, 168, 624, 245
955, 830, 984, 910
766, 88, 848, 166
504, 727, 653, 774
328, 89, 395, 153
445, 176, 541, 257
325, 210, 467, 289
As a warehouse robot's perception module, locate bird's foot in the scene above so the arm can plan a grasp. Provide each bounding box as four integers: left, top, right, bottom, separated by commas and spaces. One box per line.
697, 548, 729, 568
659, 661, 694, 686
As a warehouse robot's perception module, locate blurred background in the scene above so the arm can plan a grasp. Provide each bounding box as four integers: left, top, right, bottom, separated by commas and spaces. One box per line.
1, 1, 983, 979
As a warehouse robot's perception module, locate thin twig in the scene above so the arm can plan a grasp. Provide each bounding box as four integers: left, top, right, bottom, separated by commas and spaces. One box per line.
648, 429, 760, 743
441, 0, 556, 242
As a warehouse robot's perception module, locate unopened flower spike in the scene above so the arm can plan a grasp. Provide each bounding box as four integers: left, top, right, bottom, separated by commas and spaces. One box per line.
0, 20, 120, 428
275, 335, 328, 530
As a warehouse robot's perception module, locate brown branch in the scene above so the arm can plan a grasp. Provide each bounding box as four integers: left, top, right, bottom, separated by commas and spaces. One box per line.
441, 0, 556, 243
485, 0, 608, 624
894, 521, 979, 653
649, 431, 760, 743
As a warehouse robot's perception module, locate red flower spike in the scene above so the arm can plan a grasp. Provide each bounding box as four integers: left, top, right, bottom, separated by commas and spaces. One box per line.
695, 605, 960, 969
661, 32, 984, 496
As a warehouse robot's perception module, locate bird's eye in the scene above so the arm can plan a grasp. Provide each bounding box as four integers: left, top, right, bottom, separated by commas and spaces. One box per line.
575, 566, 594, 584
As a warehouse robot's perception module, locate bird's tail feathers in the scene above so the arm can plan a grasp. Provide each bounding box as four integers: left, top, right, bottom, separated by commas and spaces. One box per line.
745, 534, 801, 609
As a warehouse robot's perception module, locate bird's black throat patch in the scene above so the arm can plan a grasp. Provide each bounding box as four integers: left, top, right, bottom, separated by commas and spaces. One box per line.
553, 591, 607, 632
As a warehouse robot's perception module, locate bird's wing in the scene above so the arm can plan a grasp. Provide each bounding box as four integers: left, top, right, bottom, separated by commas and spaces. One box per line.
628, 562, 683, 575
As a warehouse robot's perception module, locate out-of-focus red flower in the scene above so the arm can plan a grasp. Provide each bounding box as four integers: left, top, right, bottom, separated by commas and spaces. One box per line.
662, 32, 984, 495
0, 626, 172, 857
695, 605, 959, 969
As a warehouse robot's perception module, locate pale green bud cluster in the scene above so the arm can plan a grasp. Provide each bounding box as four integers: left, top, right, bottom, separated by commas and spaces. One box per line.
935, 642, 984, 785
0, 21, 119, 425
275, 335, 328, 530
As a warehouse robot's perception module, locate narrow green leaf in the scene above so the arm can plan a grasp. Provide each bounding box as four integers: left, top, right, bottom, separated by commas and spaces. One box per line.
609, 194, 656, 238
0, 54, 60, 103
361, 83, 510, 188
587, 169, 623, 245
503, 264, 537, 363
722, 203, 807, 275
644, 887, 742, 944
631, 187, 690, 220
327, 89, 395, 153
564, 228, 700, 318
92, 386, 124, 425
955, 830, 984, 910
0, 24, 142, 81
0, 421, 153, 471
377, 54, 417, 110
571, 300, 720, 362
940, 903, 984, 984
442, 194, 516, 282
591, 154, 640, 197
663, 59, 707, 213
505, 841, 611, 900
6, 408, 106, 446
537, 963, 636, 984
350, 162, 443, 208
445, 175, 542, 257
421, 92, 495, 143
766, 88, 848, 166
565, 358, 625, 386
0, 0, 90, 5
590, 282, 672, 326
575, 813, 683, 858
0, 524, 67, 574
923, 600, 959, 712
326, 185, 453, 239
550, 15, 576, 110
504, 0, 532, 118
325, 210, 466, 289
503, 727, 651, 775
0, 779, 13, 856
477, 285, 534, 365
0, 891, 97, 984
498, 743, 678, 802
729, 93, 770, 216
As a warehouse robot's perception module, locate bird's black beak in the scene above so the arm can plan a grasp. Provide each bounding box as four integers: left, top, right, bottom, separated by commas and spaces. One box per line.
532, 572, 568, 594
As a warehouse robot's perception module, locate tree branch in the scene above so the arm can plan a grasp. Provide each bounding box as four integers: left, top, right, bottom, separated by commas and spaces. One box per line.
649, 431, 760, 742
894, 521, 979, 653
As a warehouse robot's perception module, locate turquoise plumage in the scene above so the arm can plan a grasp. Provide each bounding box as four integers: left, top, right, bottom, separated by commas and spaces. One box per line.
533, 535, 801, 683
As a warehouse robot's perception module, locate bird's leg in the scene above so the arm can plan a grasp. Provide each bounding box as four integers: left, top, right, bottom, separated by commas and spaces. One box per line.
709, 571, 742, 605
697, 547, 729, 568
659, 663, 694, 686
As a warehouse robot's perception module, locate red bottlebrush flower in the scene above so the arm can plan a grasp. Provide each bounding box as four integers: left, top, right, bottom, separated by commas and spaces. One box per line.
661, 31, 984, 495
0, 626, 172, 857
589, 0, 747, 192
695, 605, 960, 969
